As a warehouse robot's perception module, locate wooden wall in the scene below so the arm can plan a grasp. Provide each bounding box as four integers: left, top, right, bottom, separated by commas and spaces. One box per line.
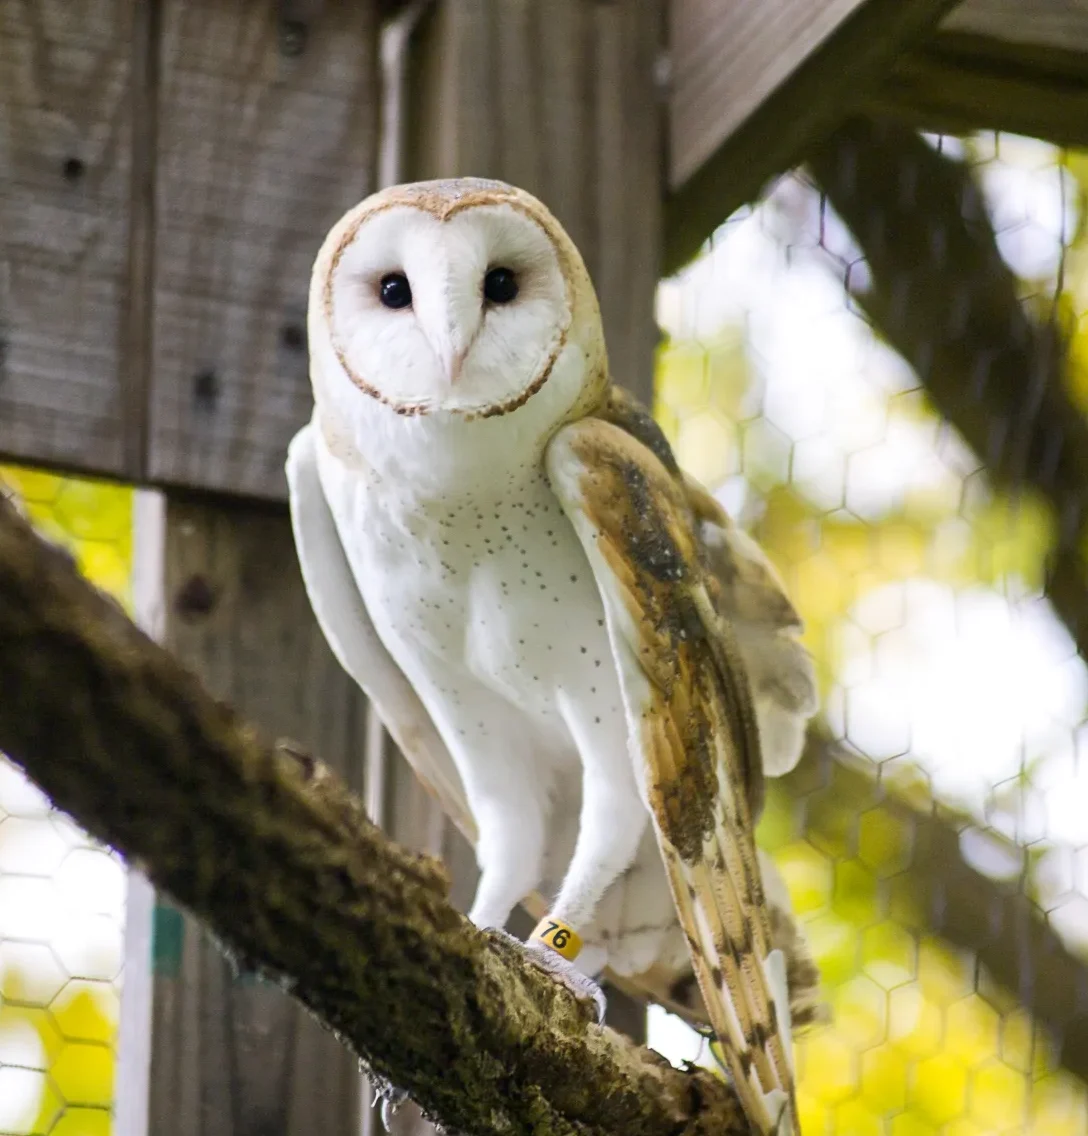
0, 0, 380, 500
0, 1, 141, 475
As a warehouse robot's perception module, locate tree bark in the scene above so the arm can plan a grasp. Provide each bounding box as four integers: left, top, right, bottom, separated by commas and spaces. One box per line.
0, 491, 748, 1136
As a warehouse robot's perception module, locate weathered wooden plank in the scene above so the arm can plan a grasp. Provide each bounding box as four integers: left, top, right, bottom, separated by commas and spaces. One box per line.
0, 0, 141, 477
591, 2, 663, 408
943, 0, 1088, 52
146, 499, 367, 1136
407, 0, 664, 405
871, 39, 1088, 148
870, 1, 1088, 146
664, 0, 961, 273
146, 0, 380, 500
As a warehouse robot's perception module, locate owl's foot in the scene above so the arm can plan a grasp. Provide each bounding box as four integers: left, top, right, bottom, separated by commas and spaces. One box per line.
524, 938, 607, 1024
486, 927, 606, 1023
374, 1086, 470, 1135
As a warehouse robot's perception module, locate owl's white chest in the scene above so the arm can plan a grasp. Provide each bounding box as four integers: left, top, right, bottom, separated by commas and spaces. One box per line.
319, 450, 616, 738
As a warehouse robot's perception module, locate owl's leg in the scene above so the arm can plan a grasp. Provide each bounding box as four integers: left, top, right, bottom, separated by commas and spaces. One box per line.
419, 676, 554, 932
509, 695, 646, 1023
375, 684, 554, 1131
465, 772, 549, 930
549, 695, 648, 930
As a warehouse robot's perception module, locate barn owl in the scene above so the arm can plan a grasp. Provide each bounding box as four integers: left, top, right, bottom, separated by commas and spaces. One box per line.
287, 178, 820, 1135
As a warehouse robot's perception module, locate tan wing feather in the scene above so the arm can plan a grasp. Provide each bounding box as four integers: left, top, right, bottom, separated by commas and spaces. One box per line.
595, 387, 820, 1029
546, 415, 799, 1136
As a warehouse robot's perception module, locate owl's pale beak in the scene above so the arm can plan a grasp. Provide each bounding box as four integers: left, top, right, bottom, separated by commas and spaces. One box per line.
447, 346, 469, 385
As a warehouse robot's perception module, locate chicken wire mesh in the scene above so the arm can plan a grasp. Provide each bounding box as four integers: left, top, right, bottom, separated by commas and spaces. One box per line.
2, 130, 1088, 1136
0, 469, 131, 1136
647, 131, 1088, 1135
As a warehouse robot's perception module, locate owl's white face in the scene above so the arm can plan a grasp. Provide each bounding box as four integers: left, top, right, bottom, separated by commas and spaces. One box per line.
325, 202, 572, 418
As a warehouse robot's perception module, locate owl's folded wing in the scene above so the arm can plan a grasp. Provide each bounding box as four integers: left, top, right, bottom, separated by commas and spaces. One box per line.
681, 474, 818, 778
600, 384, 818, 783
286, 420, 475, 837
545, 416, 797, 1136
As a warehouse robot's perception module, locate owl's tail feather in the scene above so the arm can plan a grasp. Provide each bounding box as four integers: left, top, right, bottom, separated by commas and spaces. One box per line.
660, 878, 824, 1036
761, 851, 824, 1031
659, 830, 796, 1136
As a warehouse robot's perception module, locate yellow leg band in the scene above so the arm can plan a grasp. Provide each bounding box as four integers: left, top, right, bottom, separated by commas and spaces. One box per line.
529, 916, 582, 961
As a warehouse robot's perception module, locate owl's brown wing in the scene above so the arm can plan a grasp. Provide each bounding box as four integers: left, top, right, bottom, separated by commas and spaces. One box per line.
545, 414, 798, 1136
602, 385, 818, 784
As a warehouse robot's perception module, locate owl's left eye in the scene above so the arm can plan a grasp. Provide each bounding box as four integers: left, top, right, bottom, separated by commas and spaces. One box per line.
379, 273, 413, 310
483, 267, 518, 305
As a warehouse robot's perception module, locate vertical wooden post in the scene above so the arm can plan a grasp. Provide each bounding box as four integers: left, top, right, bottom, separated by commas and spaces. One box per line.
0, 1, 143, 477
396, 0, 665, 1073
405, 0, 666, 406
140, 498, 369, 1136
144, 0, 381, 501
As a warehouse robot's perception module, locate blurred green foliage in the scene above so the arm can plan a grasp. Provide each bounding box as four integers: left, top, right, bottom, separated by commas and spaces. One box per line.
653, 137, 1088, 1133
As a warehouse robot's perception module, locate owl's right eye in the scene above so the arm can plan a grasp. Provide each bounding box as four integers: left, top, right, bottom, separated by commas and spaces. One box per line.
379, 273, 412, 310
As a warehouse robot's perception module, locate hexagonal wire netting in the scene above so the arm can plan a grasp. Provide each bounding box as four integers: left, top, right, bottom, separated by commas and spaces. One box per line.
3, 130, 1088, 1136
647, 131, 1088, 1135
0, 469, 131, 1136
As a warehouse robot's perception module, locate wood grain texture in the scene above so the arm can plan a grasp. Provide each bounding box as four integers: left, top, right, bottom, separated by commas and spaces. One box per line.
148, 499, 367, 1136
665, 0, 960, 273
670, 0, 860, 188
407, 0, 664, 405
0, 0, 138, 475
146, 0, 379, 500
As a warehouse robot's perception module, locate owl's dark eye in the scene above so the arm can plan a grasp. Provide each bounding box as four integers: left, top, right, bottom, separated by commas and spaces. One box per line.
483, 267, 518, 305
379, 272, 412, 310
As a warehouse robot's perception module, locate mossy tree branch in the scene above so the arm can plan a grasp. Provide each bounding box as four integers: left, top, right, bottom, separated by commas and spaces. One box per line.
0, 492, 748, 1136
808, 115, 1088, 663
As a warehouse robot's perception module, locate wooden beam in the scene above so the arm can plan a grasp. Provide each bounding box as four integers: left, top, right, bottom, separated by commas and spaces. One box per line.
145, 0, 380, 500
943, 0, 1088, 53
664, 0, 961, 274
407, 0, 665, 405
0, 1, 145, 478
870, 0, 1088, 147
143, 497, 368, 1136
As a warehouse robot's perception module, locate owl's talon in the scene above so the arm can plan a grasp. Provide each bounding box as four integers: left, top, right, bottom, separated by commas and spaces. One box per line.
375, 1085, 408, 1131
484, 927, 606, 1023
524, 939, 608, 1024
